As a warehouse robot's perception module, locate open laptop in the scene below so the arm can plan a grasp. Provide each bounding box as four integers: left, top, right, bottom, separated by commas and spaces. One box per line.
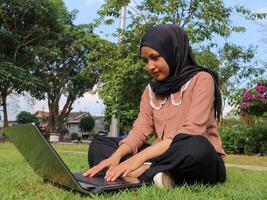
3, 123, 143, 194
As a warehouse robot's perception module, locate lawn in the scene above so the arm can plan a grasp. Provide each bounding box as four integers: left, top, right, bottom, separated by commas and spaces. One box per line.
0, 143, 266, 200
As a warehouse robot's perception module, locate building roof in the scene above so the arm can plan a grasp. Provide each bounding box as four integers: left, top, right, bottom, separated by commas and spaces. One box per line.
67, 112, 90, 122
35, 111, 95, 126
35, 111, 50, 118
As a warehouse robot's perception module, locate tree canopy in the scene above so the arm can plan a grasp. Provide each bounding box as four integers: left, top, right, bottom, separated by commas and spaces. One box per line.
33, 24, 109, 133
0, 0, 71, 127
0, 0, 110, 133
93, 0, 267, 131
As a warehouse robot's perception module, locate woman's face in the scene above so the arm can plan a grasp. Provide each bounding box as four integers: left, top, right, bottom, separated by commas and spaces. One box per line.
140, 46, 170, 81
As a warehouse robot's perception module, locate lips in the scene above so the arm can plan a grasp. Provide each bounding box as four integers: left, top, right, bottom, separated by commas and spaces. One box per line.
152, 71, 160, 76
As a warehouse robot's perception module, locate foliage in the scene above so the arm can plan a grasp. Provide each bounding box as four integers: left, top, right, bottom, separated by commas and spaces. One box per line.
94, 0, 267, 130
79, 115, 95, 132
0, 0, 71, 127
229, 80, 267, 116
98, 50, 151, 132
16, 111, 38, 124
33, 22, 113, 133
219, 123, 267, 155
219, 117, 240, 128
71, 132, 79, 140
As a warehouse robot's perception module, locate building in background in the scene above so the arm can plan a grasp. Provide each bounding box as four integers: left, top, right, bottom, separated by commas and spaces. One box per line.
66, 112, 89, 134
34, 110, 104, 140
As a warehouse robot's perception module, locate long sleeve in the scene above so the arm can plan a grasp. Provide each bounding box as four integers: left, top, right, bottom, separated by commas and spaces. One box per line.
119, 86, 154, 154
177, 72, 215, 135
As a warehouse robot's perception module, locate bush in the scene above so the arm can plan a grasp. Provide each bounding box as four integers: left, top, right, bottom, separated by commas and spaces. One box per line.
219, 125, 248, 154
243, 124, 267, 155
219, 123, 267, 155
71, 132, 79, 140
79, 115, 95, 132
16, 111, 38, 124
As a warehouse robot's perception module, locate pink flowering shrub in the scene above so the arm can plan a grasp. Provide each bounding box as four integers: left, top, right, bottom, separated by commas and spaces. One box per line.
238, 81, 267, 116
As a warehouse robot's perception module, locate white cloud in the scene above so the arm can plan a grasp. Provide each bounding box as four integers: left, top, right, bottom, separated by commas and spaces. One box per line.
71, 92, 105, 115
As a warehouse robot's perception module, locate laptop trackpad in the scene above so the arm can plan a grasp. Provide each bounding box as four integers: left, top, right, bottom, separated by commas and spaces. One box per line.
78, 181, 96, 189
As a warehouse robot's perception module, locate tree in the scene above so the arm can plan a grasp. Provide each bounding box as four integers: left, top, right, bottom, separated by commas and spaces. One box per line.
16, 111, 38, 124
94, 0, 267, 131
79, 115, 95, 133
0, 0, 70, 127
34, 24, 112, 134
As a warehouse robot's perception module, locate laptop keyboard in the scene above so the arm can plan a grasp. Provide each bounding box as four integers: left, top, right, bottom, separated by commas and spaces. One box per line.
74, 173, 130, 186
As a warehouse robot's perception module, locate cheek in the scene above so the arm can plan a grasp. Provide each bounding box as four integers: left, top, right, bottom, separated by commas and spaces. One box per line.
145, 65, 151, 73
161, 62, 170, 76
165, 65, 170, 75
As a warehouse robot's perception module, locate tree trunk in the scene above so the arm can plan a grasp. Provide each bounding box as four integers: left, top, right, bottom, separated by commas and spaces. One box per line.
47, 92, 76, 140
48, 100, 59, 134
57, 96, 74, 140
1, 93, 9, 128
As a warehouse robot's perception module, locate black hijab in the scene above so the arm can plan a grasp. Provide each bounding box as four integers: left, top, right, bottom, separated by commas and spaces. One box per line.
140, 24, 222, 121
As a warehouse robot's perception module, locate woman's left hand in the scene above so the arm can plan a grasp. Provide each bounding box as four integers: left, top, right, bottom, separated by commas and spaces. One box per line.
104, 156, 144, 181
104, 138, 173, 181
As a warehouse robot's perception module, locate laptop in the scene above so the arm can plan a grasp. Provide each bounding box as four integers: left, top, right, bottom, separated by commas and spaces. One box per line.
3, 123, 143, 194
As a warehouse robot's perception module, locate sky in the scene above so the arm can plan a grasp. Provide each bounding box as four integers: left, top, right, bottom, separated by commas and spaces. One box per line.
3, 0, 267, 121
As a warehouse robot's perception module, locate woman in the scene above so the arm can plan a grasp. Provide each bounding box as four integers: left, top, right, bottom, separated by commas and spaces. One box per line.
83, 24, 226, 188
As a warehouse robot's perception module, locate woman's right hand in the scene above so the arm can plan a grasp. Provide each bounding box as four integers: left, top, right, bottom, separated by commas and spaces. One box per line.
82, 154, 121, 177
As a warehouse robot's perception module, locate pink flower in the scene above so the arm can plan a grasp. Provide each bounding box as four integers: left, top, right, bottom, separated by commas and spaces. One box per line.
255, 85, 267, 92
243, 91, 255, 101
258, 93, 265, 103
240, 102, 250, 107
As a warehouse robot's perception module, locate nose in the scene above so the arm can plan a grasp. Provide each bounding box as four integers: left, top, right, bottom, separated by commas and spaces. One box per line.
146, 60, 156, 71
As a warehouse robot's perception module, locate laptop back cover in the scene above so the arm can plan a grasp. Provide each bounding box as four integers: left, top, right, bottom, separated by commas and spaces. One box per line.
4, 123, 82, 191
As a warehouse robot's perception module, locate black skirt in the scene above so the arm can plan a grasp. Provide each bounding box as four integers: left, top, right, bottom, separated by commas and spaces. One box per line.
88, 133, 226, 185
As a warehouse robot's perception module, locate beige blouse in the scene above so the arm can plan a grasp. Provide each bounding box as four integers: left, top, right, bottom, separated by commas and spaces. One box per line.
120, 72, 225, 156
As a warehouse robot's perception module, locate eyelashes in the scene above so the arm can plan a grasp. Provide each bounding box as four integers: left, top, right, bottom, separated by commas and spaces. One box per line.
141, 55, 161, 64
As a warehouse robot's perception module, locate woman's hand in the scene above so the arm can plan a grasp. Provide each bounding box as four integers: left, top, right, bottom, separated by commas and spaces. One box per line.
104, 138, 173, 181
82, 154, 121, 177
83, 143, 132, 178
104, 155, 145, 181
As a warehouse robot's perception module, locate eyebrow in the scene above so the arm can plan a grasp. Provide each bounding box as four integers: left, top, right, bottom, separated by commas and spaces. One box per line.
140, 52, 161, 59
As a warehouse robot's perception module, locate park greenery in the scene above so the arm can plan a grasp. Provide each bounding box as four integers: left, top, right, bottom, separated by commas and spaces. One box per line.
79, 115, 95, 133
93, 0, 267, 131
232, 80, 267, 116
0, 143, 267, 199
0, 0, 112, 133
0, 0, 69, 127
219, 80, 267, 155
0, 0, 267, 149
16, 111, 38, 124
219, 122, 267, 155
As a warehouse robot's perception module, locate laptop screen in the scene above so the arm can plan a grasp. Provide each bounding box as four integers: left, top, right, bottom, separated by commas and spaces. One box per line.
4, 123, 81, 191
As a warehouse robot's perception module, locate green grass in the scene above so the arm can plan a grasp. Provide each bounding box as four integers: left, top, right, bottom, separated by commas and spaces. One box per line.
0, 143, 267, 200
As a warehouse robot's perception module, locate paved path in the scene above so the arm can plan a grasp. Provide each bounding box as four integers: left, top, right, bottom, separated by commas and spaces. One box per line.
225, 163, 267, 172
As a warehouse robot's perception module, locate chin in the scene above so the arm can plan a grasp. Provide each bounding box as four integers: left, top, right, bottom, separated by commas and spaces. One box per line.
155, 76, 167, 81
